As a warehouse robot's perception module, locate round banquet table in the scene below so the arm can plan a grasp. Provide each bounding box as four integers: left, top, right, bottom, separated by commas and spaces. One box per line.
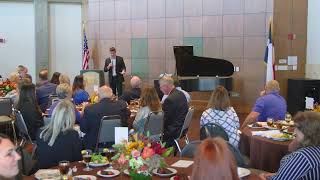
240, 126, 292, 172
23, 157, 261, 180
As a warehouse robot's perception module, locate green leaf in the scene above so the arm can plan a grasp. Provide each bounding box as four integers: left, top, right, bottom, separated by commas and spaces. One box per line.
161, 147, 173, 157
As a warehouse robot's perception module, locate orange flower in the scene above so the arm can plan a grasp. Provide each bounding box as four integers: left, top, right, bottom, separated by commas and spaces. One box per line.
141, 147, 155, 159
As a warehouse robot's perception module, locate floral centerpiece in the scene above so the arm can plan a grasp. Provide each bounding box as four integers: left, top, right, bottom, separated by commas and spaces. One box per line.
110, 133, 173, 180
0, 79, 16, 97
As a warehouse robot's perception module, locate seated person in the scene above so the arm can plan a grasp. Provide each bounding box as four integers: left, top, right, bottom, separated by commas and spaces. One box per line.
200, 86, 240, 148
50, 72, 61, 85
120, 76, 142, 104
36, 69, 57, 112
161, 78, 191, 103
242, 80, 286, 128
0, 134, 21, 179
59, 73, 70, 85
33, 100, 82, 172
133, 85, 162, 133
47, 83, 82, 124
15, 82, 44, 140
160, 75, 188, 147
4, 72, 20, 104
191, 137, 240, 180
72, 75, 89, 105
260, 111, 320, 180
80, 85, 130, 149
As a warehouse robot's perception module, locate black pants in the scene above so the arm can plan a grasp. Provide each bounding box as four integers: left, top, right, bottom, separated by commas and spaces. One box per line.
110, 76, 123, 96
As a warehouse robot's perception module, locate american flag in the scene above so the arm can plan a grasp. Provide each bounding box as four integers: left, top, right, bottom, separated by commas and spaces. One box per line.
82, 30, 89, 70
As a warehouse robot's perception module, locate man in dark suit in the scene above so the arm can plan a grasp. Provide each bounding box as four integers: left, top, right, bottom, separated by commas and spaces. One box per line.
80, 85, 130, 150
159, 75, 188, 147
104, 47, 126, 96
36, 69, 57, 112
120, 76, 142, 104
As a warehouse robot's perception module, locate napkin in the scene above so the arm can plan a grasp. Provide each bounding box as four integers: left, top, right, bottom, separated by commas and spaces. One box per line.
171, 160, 194, 168
252, 130, 280, 137
115, 127, 128, 144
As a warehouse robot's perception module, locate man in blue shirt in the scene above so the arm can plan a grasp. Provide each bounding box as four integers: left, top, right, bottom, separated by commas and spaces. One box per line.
242, 80, 287, 128
36, 69, 57, 112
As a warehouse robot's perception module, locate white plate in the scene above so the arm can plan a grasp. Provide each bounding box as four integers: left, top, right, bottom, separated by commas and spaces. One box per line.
89, 162, 109, 167
97, 169, 120, 178
73, 175, 97, 180
153, 168, 177, 177
170, 175, 190, 180
248, 124, 264, 129
35, 169, 61, 180
237, 167, 251, 178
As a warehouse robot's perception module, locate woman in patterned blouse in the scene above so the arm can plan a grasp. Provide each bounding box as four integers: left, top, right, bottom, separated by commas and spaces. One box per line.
260, 111, 320, 180
200, 86, 240, 147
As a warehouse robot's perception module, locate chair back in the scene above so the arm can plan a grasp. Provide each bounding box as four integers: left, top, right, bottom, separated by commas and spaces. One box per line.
13, 109, 32, 142
47, 95, 59, 108
200, 123, 229, 141
177, 106, 194, 139
95, 115, 122, 151
0, 97, 13, 116
143, 111, 164, 140
180, 140, 201, 158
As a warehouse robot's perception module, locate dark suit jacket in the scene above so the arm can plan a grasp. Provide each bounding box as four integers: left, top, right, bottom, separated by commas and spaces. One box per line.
36, 81, 57, 112
80, 98, 130, 149
120, 88, 141, 104
162, 89, 188, 141
104, 56, 126, 83
33, 129, 82, 172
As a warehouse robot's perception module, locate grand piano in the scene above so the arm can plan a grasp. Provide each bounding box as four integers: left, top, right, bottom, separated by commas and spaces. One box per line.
154, 46, 234, 98
174, 45, 234, 92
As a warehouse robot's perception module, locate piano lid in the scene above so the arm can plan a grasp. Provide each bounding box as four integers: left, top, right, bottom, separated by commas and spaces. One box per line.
174, 46, 234, 77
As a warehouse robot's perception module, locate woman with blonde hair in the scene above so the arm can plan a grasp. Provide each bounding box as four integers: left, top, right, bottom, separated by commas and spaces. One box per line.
33, 99, 82, 171
200, 86, 240, 147
191, 138, 240, 180
133, 85, 161, 133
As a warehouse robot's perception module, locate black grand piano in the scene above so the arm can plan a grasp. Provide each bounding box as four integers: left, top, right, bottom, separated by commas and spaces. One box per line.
154, 46, 234, 98
174, 46, 234, 92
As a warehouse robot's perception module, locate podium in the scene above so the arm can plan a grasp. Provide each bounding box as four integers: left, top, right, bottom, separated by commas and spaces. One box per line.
80, 70, 105, 96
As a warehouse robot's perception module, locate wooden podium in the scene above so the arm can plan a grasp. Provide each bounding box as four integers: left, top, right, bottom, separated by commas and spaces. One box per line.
80, 70, 105, 96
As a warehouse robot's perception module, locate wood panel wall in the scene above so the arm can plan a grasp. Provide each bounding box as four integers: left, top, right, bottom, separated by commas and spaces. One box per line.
273, 0, 308, 99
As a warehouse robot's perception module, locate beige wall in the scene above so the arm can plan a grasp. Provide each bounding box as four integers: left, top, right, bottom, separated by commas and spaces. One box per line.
85, 0, 274, 106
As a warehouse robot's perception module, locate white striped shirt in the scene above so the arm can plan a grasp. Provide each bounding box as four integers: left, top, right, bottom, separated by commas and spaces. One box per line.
200, 107, 240, 147
271, 146, 320, 180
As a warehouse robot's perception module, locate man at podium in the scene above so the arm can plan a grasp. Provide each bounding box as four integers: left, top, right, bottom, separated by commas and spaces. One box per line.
104, 47, 126, 96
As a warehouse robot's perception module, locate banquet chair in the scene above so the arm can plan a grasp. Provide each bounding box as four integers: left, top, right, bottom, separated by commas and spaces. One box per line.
0, 97, 17, 143
174, 106, 195, 152
200, 123, 246, 167
180, 140, 201, 158
13, 108, 36, 175
200, 123, 229, 141
47, 94, 58, 108
143, 111, 164, 141
95, 115, 122, 152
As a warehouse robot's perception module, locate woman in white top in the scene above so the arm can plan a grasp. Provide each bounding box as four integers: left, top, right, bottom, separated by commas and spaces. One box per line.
200, 86, 240, 147
133, 85, 161, 133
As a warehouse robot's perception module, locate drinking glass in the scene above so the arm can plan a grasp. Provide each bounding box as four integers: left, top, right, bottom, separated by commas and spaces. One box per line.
58, 160, 70, 179
105, 148, 116, 161
82, 149, 92, 171
267, 118, 274, 126
285, 113, 292, 123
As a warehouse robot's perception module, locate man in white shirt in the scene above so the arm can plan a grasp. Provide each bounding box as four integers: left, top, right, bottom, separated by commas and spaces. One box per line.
104, 47, 126, 96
